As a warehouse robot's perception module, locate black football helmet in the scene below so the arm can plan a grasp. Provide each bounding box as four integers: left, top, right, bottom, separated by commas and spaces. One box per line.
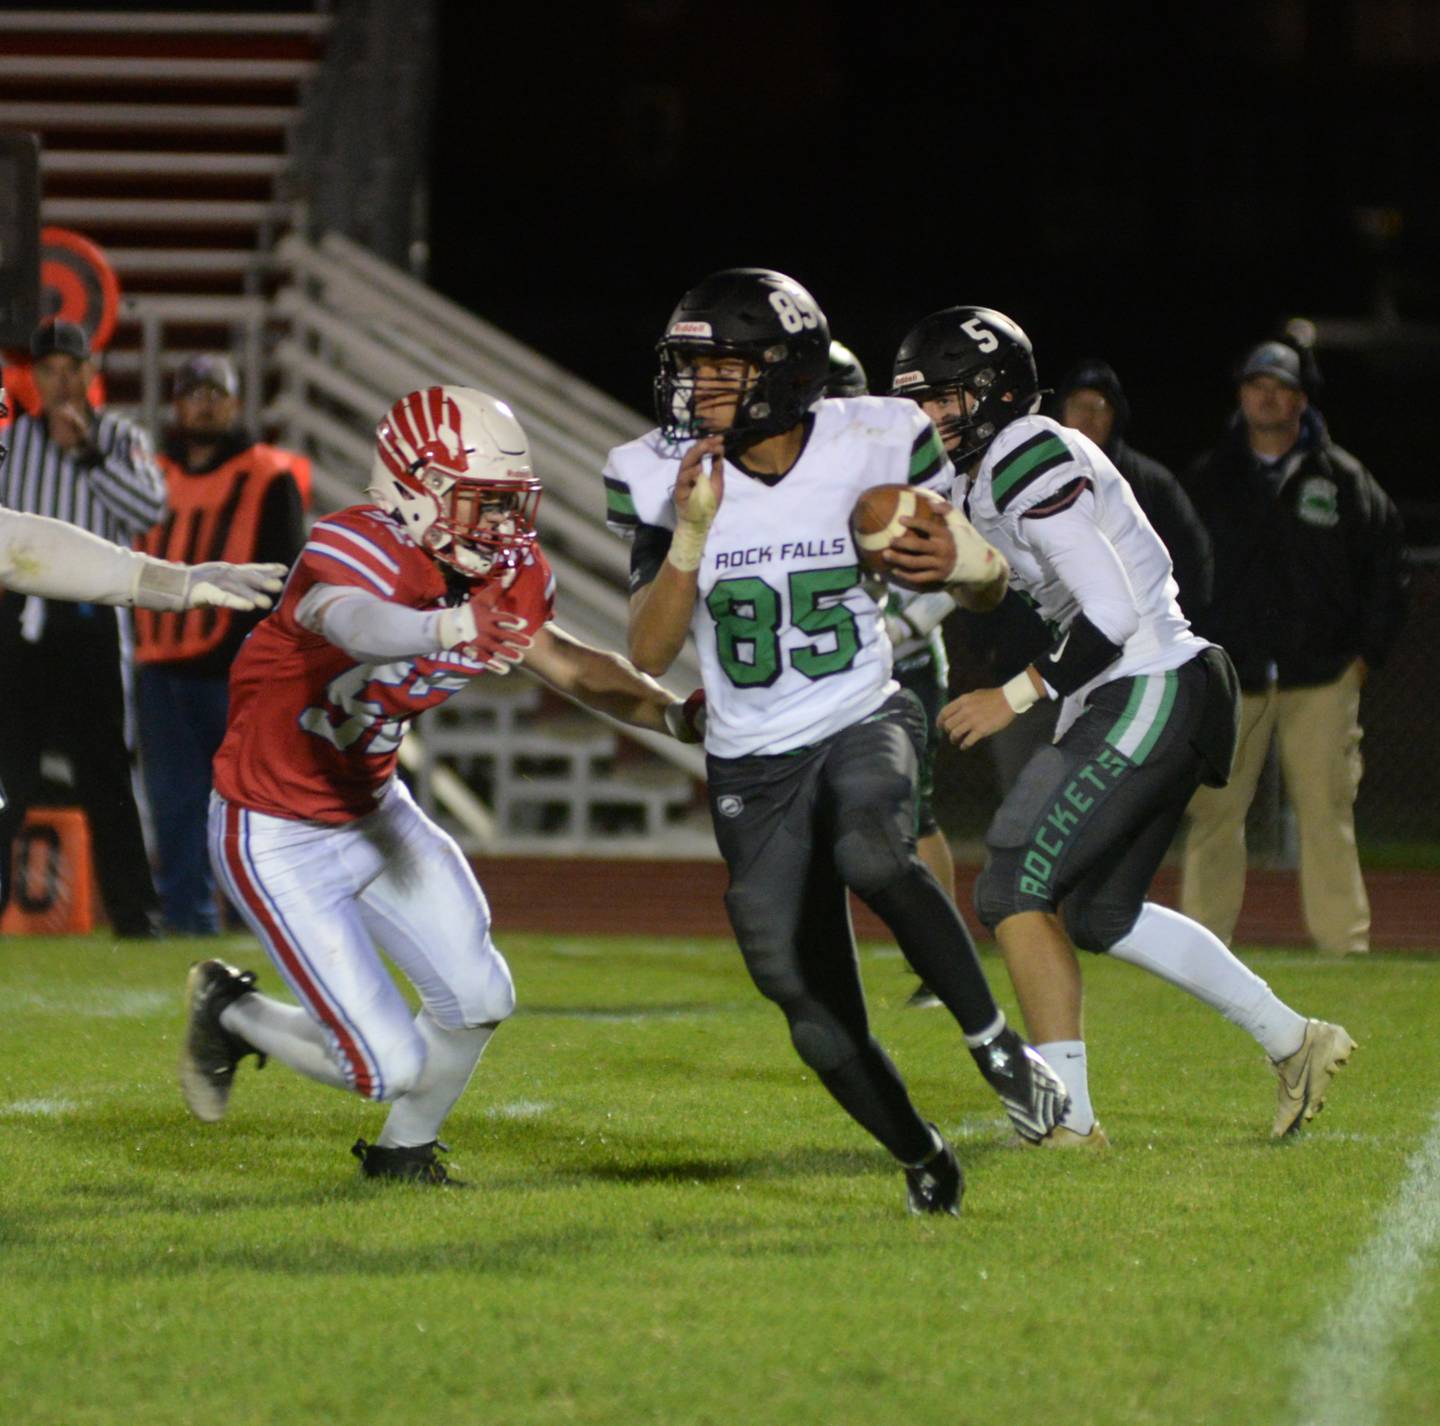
891, 306, 1040, 467
825, 339, 869, 398
654, 267, 831, 452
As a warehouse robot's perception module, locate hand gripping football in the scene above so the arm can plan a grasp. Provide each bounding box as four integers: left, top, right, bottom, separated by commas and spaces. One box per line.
850, 483, 1002, 593
849, 485, 949, 588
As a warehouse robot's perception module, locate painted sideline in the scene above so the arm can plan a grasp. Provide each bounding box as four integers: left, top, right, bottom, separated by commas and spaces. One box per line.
1288, 1102, 1440, 1426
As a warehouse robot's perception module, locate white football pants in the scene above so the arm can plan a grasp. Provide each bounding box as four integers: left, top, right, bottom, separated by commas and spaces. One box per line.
207, 781, 515, 1102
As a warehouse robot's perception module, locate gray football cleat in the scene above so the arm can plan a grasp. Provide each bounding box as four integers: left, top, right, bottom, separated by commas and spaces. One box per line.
179, 959, 265, 1122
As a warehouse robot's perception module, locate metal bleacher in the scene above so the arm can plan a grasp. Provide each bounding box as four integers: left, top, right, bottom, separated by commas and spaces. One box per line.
4, 3, 712, 858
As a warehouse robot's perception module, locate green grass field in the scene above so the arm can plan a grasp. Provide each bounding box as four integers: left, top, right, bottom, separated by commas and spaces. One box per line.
3, 931, 1438, 1426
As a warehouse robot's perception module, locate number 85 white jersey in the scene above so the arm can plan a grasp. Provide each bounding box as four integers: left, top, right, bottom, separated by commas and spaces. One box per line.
604, 396, 950, 757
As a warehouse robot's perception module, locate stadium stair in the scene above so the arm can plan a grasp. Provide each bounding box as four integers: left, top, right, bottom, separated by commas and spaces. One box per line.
4, 5, 709, 859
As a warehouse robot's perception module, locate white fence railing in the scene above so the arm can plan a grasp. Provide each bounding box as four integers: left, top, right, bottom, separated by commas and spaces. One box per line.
265, 231, 706, 784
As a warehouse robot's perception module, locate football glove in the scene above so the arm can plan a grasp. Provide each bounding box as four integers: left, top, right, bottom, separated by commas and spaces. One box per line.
135, 559, 288, 613
436, 587, 535, 673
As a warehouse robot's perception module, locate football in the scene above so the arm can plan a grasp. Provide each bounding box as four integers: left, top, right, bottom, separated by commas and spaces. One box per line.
849, 483, 949, 587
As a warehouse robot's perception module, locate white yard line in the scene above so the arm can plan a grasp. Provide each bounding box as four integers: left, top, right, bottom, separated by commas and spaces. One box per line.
1289, 1104, 1440, 1426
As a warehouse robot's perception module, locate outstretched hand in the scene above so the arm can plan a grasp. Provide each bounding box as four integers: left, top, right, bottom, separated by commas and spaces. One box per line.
183, 561, 289, 612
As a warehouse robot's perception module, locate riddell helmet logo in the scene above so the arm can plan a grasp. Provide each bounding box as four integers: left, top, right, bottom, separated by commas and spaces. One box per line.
378, 388, 471, 480
670, 321, 713, 338
893, 371, 925, 390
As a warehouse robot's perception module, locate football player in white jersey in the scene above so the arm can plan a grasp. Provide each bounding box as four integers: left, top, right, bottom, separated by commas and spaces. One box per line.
886, 307, 1354, 1145
604, 268, 1069, 1216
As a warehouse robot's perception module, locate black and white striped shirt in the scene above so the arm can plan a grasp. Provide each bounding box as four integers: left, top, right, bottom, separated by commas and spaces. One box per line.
0, 410, 166, 543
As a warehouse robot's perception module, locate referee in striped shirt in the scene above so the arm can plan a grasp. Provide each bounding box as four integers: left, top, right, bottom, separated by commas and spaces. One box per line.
0, 320, 167, 936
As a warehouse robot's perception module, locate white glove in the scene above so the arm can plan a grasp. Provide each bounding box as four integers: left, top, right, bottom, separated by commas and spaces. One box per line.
134, 559, 288, 613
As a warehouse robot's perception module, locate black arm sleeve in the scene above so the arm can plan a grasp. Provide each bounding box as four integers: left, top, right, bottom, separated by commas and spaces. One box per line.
1034, 611, 1125, 696
950, 588, 1057, 684
628, 521, 674, 594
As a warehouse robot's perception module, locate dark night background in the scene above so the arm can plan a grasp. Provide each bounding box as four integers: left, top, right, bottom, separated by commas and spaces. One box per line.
429, 1, 1440, 534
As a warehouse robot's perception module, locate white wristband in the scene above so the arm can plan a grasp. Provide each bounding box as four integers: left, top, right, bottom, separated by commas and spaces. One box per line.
1001, 669, 1041, 714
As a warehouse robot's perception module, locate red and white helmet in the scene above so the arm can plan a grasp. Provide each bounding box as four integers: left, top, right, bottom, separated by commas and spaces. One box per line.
367, 385, 541, 577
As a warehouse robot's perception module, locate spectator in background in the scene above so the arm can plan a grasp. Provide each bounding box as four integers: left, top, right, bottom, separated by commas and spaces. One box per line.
0, 320, 168, 936
1056, 359, 1212, 618
134, 355, 309, 934
1180, 340, 1408, 955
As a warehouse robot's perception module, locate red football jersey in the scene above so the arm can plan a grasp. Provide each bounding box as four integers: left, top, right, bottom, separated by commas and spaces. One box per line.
214, 504, 555, 823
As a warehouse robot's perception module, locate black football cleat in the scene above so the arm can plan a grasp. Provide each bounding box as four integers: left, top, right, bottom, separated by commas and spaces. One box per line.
179, 959, 266, 1122
352, 1137, 467, 1188
904, 1125, 963, 1217
970, 1025, 1070, 1144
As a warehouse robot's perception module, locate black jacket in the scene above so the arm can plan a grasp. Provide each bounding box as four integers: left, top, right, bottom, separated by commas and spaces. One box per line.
1107, 437, 1212, 620
1182, 409, 1407, 691
1053, 360, 1213, 619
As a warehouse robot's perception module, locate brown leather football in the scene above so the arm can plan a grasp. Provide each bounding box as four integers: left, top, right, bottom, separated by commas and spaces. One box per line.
849, 484, 948, 583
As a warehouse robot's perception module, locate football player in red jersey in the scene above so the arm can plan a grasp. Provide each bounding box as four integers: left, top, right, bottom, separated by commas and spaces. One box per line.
180, 386, 700, 1185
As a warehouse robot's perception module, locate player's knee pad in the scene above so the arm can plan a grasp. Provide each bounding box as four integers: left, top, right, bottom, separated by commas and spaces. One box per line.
447, 936, 516, 1029
833, 811, 912, 901
973, 849, 1044, 930
1061, 892, 1141, 955
784, 1002, 860, 1076
362, 1028, 426, 1101
724, 886, 805, 1004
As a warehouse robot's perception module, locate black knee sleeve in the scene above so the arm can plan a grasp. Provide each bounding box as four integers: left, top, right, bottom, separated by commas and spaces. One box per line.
974, 849, 1053, 929
785, 1001, 862, 1076
833, 808, 912, 901
724, 885, 805, 1004
1061, 892, 1141, 954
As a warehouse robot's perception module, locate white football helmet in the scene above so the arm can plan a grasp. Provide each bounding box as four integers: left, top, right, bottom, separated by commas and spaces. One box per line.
367, 385, 541, 577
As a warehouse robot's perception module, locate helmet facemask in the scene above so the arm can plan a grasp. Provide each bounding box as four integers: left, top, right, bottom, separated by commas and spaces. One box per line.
914, 369, 1009, 469
655, 344, 790, 450
653, 268, 832, 455
419, 468, 542, 577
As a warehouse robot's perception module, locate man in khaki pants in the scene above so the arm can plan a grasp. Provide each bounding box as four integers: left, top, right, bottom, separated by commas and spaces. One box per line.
1180, 341, 1407, 954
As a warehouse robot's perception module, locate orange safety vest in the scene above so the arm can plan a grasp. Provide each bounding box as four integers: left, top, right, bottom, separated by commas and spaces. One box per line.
134, 443, 310, 665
